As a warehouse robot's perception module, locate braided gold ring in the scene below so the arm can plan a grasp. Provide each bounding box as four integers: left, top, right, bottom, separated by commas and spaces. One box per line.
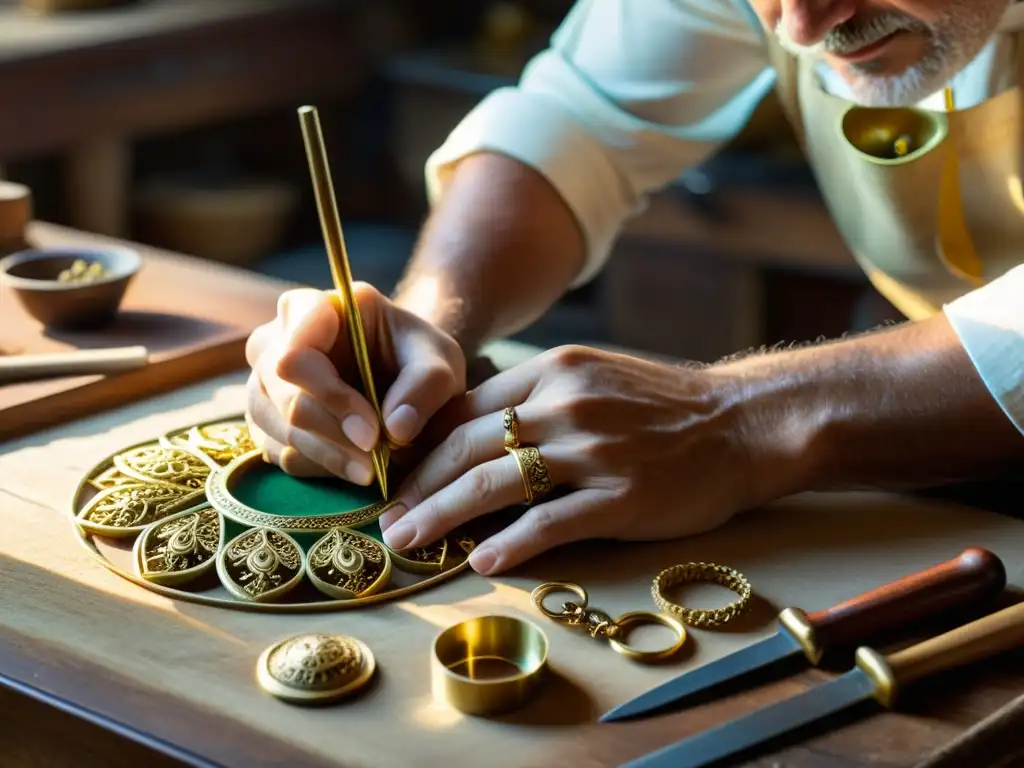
506, 445, 552, 505
651, 562, 752, 628
502, 407, 520, 448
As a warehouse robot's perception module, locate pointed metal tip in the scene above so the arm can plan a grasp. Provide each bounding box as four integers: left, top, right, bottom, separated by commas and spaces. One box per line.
598, 708, 634, 724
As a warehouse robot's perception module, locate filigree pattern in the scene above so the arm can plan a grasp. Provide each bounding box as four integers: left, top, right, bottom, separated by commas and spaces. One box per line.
163, 421, 255, 468
136, 506, 222, 585
114, 445, 210, 490
266, 633, 363, 691
389, 538, 448, 574
208, 458, 388, 532
87, 464, 136, 490
307, 527, 391, 599
217, 527, 304, 602
77, 482, 203, 537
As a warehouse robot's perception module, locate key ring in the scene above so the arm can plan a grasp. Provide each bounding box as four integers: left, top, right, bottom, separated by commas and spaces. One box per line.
530, 581, 687, 663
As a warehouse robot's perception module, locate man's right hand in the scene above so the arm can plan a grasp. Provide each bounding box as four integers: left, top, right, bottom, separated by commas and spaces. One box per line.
244, 283, 467, 485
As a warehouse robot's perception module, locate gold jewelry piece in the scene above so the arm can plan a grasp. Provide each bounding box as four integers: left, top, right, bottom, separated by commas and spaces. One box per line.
70, 415, 480, 612
431, 615, 548, 716
305, 526, 392, 599
502, 406, 519, 448
257, 632, 375, 705
531, 581, 686, 663
506, 445, 552, 505
132, 505, 222, 586
208, 450, 390, 534
651, 562, 753, 628
217, 527, 306, 603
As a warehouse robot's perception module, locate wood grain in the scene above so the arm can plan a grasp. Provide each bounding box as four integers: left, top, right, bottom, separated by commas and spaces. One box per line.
0, 221, 294, 441
2, 371, 1024, 767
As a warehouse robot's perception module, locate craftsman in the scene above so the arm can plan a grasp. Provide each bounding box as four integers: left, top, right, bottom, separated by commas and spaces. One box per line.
245, 0, 1024, 577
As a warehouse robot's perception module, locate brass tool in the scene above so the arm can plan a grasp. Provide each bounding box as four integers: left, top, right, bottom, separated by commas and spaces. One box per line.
431, 615, 549, 716
298, 105, 390, 500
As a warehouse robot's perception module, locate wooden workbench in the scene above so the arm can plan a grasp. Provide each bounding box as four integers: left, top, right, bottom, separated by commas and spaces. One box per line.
1, 222, 1023, 767
3, 373, 1024, 766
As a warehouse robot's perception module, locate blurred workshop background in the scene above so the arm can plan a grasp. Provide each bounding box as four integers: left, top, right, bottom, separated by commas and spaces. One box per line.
0, 0, 904, 364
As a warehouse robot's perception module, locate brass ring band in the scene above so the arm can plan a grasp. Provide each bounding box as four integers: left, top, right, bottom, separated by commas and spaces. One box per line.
502, 407, 519, 448
607, 611, 688, 662
506, 445, 552, 505
530, 581, 587, 618
431, 615, 549, 716
651, 562, 752, 628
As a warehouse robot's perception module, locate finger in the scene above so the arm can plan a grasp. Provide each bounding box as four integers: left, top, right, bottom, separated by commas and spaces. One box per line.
278, 288, 341, 354
381, 453, 531, 551
260, 434, 333, 478
245, 321, 274, 368
427, 357, 545, 436
385, 403, 547, 532
380, 344, 462, 446
467, 488, 617, 575
247, 366, 374, 484
275, 345, 380, 452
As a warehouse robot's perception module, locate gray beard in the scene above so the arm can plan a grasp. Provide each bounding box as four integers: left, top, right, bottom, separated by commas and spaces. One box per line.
774, 1, 1008, 106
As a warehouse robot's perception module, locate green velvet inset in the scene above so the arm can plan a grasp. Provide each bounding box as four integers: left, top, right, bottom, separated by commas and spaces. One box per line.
231, 461, 382, 518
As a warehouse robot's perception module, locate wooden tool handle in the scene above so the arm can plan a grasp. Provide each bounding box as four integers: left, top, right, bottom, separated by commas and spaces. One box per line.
886, 599, 1024, 690
805, 548, 1006, 649
0, 345, 149, 383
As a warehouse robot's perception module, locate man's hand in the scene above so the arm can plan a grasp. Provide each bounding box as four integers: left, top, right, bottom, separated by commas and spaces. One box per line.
245, 283, 467, 485
377, 345, 810, 574
376, 312, 1024, 576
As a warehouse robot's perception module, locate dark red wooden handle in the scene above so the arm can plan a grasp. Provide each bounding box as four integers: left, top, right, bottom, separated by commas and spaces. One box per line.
805, 547, 1006, 649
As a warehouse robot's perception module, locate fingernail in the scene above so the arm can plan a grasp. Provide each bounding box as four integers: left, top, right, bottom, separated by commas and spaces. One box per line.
383, 521, 415, 551
385, 404, 419, 444
469, 546, 497, 575
378, 504, 406, 532
342, 415, 376, 452
346, 460, 373, 486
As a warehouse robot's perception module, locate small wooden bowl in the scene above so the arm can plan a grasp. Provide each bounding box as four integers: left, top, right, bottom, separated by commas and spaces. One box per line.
0, 246, 141, 330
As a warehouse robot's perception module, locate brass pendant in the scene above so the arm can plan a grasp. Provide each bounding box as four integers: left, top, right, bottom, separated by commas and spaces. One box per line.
114, 444, 210, 491
256, 632, 375, 705
71, 414, 478, 611
161, 421, 256, 470
306, 527, 391, 600
207, 450, 391, 534
217, 527, 305, 602
77, 481, 204, 538
133, 505, 222, 586
387, 538, 449, 574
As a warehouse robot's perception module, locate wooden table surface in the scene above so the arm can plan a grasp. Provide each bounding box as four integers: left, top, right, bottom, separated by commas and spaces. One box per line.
3, 361, 1024, 767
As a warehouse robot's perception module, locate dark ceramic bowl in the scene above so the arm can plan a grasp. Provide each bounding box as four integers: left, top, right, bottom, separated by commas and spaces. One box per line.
0, 246, 141, 330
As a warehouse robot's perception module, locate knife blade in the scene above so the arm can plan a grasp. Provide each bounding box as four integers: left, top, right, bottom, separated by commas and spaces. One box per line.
620, 597, 1024, 768
600, 547, 1005, 722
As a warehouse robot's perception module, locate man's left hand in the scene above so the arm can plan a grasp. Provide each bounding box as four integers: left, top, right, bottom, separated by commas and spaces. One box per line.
377, 344, 808, 574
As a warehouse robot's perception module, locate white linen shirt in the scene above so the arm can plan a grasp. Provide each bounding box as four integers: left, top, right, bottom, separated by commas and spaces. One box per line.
424, 0, 1024, 436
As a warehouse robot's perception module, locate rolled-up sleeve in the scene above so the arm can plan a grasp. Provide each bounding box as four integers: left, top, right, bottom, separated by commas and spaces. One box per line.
424, 0, 773, 287
943, 268, 1024, 436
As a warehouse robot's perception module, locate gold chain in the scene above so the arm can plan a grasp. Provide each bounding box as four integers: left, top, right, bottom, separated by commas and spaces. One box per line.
651, 562, 752, 629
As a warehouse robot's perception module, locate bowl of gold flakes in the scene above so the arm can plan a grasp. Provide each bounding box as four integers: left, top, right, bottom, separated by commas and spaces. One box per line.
0, 246, 141, 329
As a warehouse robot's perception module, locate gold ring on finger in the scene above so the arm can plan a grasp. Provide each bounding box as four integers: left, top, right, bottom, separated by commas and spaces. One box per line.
506, 445, 552, 505
502, 407, 520, 449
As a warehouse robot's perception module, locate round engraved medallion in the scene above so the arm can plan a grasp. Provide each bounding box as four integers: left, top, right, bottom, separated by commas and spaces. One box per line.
256, 632, 375, 704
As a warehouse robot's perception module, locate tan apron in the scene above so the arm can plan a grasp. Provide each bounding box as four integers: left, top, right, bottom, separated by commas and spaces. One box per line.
765, 7, 1024, 320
